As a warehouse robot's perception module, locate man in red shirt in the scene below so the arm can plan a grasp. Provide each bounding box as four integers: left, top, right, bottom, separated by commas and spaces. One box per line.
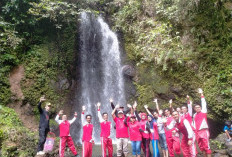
81, 106, 94, 157
164, 100, 181, 157
112, 104, 129, 157
55, 110, 79, 157
96, 103, 113, 157
165, 111, 197, 157
181, 95, 193, 124
193, 88, 211, 157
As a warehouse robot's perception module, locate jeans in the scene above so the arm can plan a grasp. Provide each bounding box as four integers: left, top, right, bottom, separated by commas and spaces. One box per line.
131, 141, 141, 155
158, 133, 168, 150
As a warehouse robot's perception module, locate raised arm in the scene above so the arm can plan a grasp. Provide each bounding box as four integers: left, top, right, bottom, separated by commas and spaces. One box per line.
154, 99, 160, 114
133, 101, 141, 121
144, 105, 152, 116
97, 102, 104, 123
187, 95, 193, 116
112, 104, 119, 119
198, 88, 207, 113
81, 106, 86, 125
169, 99, 174, 113
55, 111, 63, 124
69, 112, 77, 124
38, 96, 46, 113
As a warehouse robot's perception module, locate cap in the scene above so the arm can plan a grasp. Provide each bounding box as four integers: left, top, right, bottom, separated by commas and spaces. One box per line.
118, 110, 123, 114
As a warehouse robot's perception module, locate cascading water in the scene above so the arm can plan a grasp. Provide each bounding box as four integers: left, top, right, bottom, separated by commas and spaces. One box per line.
72, 12, 126, 144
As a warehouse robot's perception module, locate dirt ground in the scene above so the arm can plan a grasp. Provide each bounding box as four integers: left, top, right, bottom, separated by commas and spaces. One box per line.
8, 65, 38, 131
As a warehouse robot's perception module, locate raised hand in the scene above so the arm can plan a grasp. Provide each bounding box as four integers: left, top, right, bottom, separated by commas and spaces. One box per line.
127, 104, 132, 108
97, 102, 101, 107
186, 95, 189, 99
133, 101, 137, 109
198, 88, 203, 94
169, 99, 173, 104
144, 105, 148, 109
82, 106, 86, 111
74, 112, 77, 117
40, 96, 46, 102
109, 98, 113, 103
59, 110, 63, 115
153, 98, 158, 104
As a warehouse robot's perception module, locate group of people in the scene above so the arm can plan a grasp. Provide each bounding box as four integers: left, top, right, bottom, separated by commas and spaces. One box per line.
36, 88, 212, 157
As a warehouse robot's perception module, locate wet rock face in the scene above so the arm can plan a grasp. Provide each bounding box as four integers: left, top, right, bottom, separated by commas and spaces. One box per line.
122, 65, 136, 78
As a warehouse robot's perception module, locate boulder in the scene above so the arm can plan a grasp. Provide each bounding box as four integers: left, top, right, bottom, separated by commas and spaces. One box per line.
214, 133, 227, 143
122, 65, 136, 77
59, 78, 70, 90
213, 153, 229, 157
214, 149, 227, 154
226, 141, 232, 156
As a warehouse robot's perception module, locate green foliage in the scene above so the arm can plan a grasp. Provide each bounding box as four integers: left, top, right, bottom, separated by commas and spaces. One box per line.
0, 106, 37, 157
21, 45, 61, 107
210, 139, 226, 149
112, 0, 232, 119
29, 0, 79, 29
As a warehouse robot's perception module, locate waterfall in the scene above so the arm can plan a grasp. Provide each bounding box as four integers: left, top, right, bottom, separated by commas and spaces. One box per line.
73, 12, 126, 144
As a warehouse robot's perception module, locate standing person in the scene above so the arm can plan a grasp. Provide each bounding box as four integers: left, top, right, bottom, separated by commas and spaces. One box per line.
112, 104, 129, 157
55, 110, 79, 157
125, 104, 142, 157
181, 95, 193, 124
81, 106, 94, 157
96, 102, 113, 157
133, 102, 151, 157
148, 114, 160, 157
193, 88, 211, 157
165, 111, 197, 157
37, 96, 52, 155
146, 99, 169, 157
163, 100, 181, 157
224, 120, 232, 142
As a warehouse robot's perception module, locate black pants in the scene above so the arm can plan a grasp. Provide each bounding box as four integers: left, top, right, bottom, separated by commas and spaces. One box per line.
142, 138, 151, 157
37, 127, 49, 152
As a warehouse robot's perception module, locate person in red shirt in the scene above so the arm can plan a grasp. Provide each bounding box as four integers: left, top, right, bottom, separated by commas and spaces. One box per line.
165, 111, 197, 157
193, 88, 211, 157
96, 102, 113, 157
112, 104, 129, 157
134, 104, 151, 157
148, 113, 160, 157
124, 105, 142, 157
181, 95, 193, 125
164, 100, 181, 157
81, 106, 94, 157
55, 110, 79, 157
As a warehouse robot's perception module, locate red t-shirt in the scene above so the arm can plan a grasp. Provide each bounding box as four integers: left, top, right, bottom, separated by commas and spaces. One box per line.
114, 116, 129, 138
127, 121, 142, 141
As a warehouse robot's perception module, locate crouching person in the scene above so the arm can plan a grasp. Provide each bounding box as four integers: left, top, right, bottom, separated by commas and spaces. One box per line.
55, 110, 79, 157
